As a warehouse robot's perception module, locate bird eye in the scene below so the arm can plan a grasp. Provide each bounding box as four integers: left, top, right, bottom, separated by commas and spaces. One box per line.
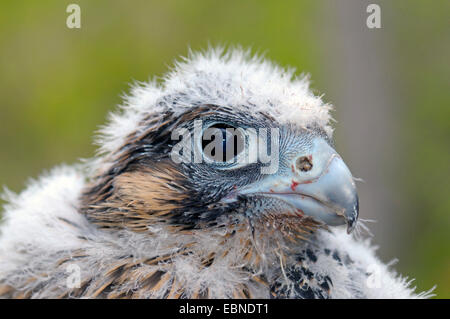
201, 124, 245, 163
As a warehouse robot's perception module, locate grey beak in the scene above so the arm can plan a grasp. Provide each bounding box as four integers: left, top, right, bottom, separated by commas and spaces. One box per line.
237, 138, 359, 233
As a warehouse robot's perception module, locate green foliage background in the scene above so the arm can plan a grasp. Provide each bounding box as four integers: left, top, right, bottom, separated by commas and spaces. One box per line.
0, 1, 448, 297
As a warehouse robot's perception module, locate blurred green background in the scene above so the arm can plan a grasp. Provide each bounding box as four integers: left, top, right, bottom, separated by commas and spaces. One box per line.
0, 0, 448, 297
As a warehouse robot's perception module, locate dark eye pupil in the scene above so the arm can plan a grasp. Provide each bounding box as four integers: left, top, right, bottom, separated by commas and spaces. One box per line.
202, 124, 244, 162
220, 128, 229, 156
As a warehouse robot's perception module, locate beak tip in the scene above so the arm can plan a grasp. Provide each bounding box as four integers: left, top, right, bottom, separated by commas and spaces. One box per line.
345, 201, 359, 234
346, 219, 357, 234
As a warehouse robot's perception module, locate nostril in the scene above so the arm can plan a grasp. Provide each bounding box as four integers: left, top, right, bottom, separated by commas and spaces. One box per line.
296, 156, 313, 172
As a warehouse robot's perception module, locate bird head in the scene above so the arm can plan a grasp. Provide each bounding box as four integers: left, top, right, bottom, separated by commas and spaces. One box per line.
81, 48, 358, 259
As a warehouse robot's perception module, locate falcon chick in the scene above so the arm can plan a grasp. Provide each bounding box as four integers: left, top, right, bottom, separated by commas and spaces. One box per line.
0, 48, 431, 299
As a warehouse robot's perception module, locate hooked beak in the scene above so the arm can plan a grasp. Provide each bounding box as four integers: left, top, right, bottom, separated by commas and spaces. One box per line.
237, 138, 359, 234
